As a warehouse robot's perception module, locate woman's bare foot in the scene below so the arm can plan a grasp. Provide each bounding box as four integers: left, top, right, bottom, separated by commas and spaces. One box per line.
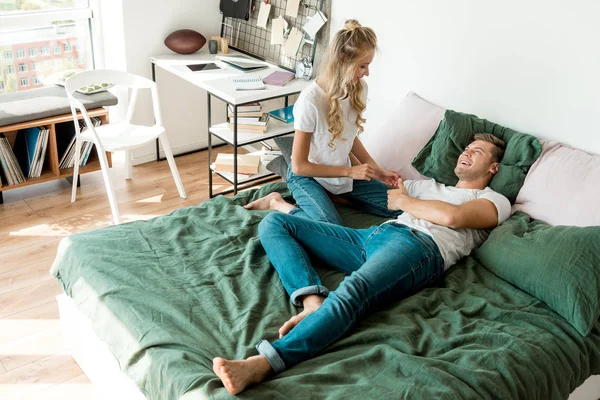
243, 192, 295, 213
213, 355, 272, 395
279, 295, 324, 338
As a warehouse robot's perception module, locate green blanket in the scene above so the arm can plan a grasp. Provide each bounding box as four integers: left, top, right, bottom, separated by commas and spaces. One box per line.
51, 183, 600, 400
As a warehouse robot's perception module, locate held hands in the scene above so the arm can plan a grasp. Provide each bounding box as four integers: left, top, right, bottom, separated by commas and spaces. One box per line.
387, 178, 408, 210
347, 163, 376, 180
375, 168, 401, 187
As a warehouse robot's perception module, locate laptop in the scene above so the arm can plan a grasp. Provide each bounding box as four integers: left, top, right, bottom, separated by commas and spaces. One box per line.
218, 56, 268, 72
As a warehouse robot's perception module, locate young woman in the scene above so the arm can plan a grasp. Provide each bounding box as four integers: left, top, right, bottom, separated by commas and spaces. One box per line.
245, 20, 402, 225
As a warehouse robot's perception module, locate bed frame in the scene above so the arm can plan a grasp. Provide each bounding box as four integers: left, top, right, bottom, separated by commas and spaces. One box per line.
57, 294, 600, 399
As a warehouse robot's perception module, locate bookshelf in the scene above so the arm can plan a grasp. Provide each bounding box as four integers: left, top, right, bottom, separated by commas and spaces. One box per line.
0, 108, 111, 204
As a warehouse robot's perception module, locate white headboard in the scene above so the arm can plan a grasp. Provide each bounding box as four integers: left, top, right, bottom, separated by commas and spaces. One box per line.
331, 0, 600, 154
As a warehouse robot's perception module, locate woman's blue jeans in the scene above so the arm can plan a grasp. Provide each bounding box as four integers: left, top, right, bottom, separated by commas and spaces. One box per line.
286, 167, 402, 224
256, 212, 444, 373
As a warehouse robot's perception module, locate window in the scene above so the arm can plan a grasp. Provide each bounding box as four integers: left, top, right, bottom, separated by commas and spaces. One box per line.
0, 82, 4, 91
0, 1, 95, 93
32, 76, 40, 85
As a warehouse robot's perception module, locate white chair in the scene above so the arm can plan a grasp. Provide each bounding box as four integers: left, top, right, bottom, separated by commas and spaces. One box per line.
65, 69, 187, 225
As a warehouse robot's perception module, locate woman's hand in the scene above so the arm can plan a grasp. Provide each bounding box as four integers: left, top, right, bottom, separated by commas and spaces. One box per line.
347, 163, 376, 180
375, 168, 401, 186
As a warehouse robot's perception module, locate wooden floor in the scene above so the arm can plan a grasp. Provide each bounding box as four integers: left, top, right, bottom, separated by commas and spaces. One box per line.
0, 148, 260, 399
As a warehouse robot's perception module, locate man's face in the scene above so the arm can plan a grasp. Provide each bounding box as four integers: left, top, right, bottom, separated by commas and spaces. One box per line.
454, 140, 499, 181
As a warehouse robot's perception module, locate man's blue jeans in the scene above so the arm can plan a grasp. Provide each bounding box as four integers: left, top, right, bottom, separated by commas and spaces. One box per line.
256, 212, 444, 373
286, 167, 402, 225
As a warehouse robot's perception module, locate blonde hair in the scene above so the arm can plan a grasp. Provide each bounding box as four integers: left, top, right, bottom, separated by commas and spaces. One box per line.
317, 19, 377, 149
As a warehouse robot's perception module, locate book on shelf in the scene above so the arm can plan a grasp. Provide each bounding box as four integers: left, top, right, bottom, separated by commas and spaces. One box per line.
228, 102, 261, 113
13, 126, 50, 178
0, 133, 26, 185
214, 153, 261, 174
58, 117, 101, 170
228, 112, 270, 126
263, 70, 295, 86
268, 105, 294, 124
227, 111, 264, 118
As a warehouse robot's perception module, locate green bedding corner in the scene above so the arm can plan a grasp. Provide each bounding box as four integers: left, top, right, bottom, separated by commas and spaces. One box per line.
51, 183, 600, 400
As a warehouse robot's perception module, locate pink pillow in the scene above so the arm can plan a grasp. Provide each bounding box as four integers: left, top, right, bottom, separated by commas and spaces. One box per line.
513, 141, 600, 226
362, 92, 445, 181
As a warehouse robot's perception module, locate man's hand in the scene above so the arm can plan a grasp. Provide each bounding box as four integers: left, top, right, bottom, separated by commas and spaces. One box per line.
347, 164, 376, 180
375, 168, 401, 187
387, 178, 409, 210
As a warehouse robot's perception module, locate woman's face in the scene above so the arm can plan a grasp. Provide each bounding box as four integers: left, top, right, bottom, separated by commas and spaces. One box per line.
354, 49, 374, 82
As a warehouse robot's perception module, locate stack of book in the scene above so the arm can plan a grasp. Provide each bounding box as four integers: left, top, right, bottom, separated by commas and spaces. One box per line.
228, 110, 270, 133
0, 133, 27, 185
59, 117, 101, 169
213, 153, 261, 175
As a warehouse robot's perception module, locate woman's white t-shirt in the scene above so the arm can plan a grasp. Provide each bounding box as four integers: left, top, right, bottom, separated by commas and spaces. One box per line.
292, 81, 368, 194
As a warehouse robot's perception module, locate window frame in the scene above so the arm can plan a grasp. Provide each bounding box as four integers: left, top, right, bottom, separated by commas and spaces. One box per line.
20, 77, 29, 87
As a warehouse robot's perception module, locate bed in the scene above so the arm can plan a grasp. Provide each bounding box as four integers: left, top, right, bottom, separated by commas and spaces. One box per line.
51, 91, 600, 399
51, 179, 600, 400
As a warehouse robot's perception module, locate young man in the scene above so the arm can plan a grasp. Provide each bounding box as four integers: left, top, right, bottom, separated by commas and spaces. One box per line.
213, 133, 511, 394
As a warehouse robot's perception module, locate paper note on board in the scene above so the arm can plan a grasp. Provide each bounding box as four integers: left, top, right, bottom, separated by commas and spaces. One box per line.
257, 2, 271, 29
285, 0, 300, 18
302, 10, 327, 39
284, 27, 303, 56
271, 16, 285, 45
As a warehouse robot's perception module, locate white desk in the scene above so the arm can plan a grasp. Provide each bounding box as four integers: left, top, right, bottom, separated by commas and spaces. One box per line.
152, 49, 312, 197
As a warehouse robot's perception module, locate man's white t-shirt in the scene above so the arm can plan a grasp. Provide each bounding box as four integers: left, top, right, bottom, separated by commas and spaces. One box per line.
292, 81, 368, 195
390, 179, 511, 270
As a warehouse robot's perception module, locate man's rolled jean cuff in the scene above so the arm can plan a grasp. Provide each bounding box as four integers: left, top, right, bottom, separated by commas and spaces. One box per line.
290, 285, 330, 307
256, 339, 286, 374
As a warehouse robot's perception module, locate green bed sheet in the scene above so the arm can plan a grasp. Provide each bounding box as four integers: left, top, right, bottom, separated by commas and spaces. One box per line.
51, 183, 600, 400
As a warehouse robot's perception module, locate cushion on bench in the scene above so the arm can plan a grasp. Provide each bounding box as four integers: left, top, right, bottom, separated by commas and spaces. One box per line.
0, 86, 118, 127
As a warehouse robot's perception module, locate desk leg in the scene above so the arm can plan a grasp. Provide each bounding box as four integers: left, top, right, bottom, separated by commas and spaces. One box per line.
285, 96, 289, 107
152, 62, 160, 163
233, 105, 238, 196
0, 192, 3, 205
208, 93, 213, 198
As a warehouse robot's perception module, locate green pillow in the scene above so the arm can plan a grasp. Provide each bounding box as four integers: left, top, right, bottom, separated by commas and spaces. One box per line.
473, 212, 600, 336
76, 82, 114, 94
411, 110, 542, 203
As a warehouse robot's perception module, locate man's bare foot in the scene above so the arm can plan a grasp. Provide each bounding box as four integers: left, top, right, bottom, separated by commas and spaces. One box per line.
279, 295, 324, 338
213, 355, 272, 395
243, 192, 295, 213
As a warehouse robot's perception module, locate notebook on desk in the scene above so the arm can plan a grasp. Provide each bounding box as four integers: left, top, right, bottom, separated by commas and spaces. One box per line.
230, 75, 266, 90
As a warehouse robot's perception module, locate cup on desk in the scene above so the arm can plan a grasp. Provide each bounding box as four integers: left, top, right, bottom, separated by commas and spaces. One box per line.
209, 40, 218, 54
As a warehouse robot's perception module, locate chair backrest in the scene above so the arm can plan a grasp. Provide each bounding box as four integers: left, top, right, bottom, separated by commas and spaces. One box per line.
65, 69, 163, 132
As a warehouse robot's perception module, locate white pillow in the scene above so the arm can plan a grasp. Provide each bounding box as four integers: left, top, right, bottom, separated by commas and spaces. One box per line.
513, 141, 600, 226
361, 92, 445, 180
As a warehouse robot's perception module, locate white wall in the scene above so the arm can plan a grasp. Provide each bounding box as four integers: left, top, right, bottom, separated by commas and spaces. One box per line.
97, 0, 223, 163
331, 0, 600, 154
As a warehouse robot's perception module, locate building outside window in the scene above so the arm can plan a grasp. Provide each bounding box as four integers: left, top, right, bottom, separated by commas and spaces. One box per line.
0, 81, 4, 91
0, 2, 95, 92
